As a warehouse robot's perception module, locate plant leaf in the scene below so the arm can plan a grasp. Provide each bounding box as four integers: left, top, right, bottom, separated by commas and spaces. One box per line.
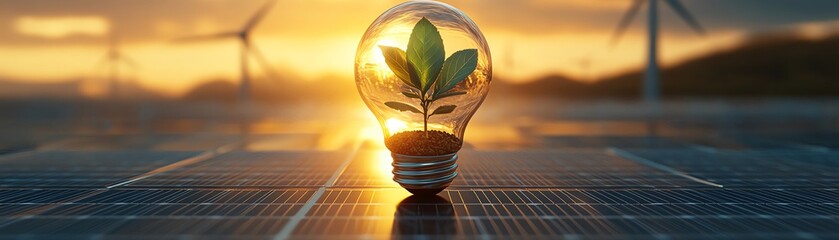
385, 101, 421, 113
406, 17, 445, 95
378, 45, 415, 88
433, 91, 466, 101
407, 60, 421, 89
435, 49, 478, 96
401, 91, 421, 99
430, 105, 456, 116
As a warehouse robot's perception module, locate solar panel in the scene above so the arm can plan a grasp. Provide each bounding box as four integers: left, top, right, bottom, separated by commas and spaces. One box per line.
451, 150, 707, 188
679, 135, 804, 150
332, 150, 401, 188
333, 150, 708, 188
152, 133, 242, 151
287, 188, 839, 238
0, 151, 198, 187
541, 136, 689, 149
0, 189, 96, 220
0, 127, 837, 238
0, 189, 94, 204
41, 191, 310, 218
771, 133, 839, 149
127, 151, 348, 188
626, 149, 839, 187
0, 189, 313, 236
38, 135, 179, 151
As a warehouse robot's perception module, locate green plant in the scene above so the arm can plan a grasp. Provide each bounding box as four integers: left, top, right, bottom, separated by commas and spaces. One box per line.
379, 17, 478, 135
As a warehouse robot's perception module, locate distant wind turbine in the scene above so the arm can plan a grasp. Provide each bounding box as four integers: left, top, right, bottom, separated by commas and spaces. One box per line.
610, 0, 705, 103
175, 0, 280, 104
98, 32, 138, 100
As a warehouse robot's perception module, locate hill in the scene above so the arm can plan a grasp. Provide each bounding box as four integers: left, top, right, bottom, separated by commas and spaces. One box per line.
503, 35, 839, 99
0, 79, 83, 99
182, 75, 356, 104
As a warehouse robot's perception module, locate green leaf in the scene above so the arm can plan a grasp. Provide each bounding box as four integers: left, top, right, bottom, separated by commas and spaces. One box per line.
385, 101, 421, 113
430, 105, 456, 116
378, 45, 415, 88
407, 60, 421, 89
401, 91, 421, 99
432, 91, 466, 101
406, 17, 445, 95
435, 49, 478, 96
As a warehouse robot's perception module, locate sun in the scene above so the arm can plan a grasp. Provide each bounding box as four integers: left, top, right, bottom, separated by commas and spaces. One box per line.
385, 118, 408, 134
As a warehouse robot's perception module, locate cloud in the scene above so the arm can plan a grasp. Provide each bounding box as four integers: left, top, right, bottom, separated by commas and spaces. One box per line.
15, 16, 109, 38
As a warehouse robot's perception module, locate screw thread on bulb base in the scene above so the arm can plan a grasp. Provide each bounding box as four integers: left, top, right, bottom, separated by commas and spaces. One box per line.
391, 152, 459, 196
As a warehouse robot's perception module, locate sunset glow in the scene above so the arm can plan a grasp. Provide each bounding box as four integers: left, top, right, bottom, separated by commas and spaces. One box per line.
0, 0, 836, 97
15, 16, 110, 38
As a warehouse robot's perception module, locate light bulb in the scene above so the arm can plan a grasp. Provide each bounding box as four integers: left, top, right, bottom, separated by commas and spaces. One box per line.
355, 1, 491, 195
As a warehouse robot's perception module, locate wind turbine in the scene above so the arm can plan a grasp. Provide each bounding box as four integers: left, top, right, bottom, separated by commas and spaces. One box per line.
610, 0, 705, 103
98, 32, 138, 100
175, 0, 280, 104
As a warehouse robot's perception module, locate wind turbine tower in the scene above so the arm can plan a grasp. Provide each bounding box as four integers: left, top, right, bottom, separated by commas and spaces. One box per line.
99, 32, 137, 100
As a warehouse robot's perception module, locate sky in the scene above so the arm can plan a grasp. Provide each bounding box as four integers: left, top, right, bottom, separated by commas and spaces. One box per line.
0, 0, 837, 96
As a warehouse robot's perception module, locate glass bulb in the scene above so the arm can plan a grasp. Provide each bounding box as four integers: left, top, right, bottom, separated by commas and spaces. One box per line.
354, 1, 491, 195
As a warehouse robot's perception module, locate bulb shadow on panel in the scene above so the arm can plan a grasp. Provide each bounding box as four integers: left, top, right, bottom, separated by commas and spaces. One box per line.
391, 195, 456, 238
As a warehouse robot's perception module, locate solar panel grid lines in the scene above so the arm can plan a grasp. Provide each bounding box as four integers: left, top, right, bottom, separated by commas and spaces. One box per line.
331, 150, 400, 188
451, 150, 710, 188
127, 150, 350, 188
622, 149, 839, 188
0, 145, 245, 232
71, 189, 316, 204
335, 149, 717, 189
282, 188, 839, 238
0, 130, 837, 238
107, 142, 240, 188
272, 138, 363, 240
0, 150, 201, 188
607, 148, 725, 188
0, 189, 97, 225
0, 189, 319, 236
34, 189, 316, 219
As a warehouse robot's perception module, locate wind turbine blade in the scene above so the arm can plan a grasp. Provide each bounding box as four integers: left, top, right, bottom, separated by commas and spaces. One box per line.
248, 43, 281, 81
243, 0, 277, 31
664, 0, 706, 35
172, 31, 239, 43
610, 0, 645, 46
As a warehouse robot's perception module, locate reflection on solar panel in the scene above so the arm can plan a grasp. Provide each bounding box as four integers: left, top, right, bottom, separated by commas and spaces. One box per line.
0, 122, 837, 238
451, 151, 706, 188
0, 151, 198, 187
627, 150, 839, 187
128, 151, 347, 188
542, 136, 688, 149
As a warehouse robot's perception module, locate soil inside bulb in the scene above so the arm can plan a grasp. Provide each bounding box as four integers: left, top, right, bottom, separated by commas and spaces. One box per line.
385, 130, 463, 156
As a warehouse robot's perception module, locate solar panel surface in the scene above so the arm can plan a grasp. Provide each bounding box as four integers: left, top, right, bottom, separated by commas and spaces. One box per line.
0, 120, 836, 239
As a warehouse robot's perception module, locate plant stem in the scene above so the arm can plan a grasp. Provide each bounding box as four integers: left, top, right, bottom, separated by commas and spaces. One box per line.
421, 98, 428, 137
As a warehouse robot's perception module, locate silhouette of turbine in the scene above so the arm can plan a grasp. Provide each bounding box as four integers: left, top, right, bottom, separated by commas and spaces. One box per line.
610, 0, 705, 103
174, 0, 279, 104
97, 32, 138, 100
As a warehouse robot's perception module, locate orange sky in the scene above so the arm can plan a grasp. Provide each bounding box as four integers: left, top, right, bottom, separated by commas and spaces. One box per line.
0, 0, 836, 97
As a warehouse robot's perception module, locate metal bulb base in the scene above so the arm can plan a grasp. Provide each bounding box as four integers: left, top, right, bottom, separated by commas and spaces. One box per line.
391, 152, 458, 196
